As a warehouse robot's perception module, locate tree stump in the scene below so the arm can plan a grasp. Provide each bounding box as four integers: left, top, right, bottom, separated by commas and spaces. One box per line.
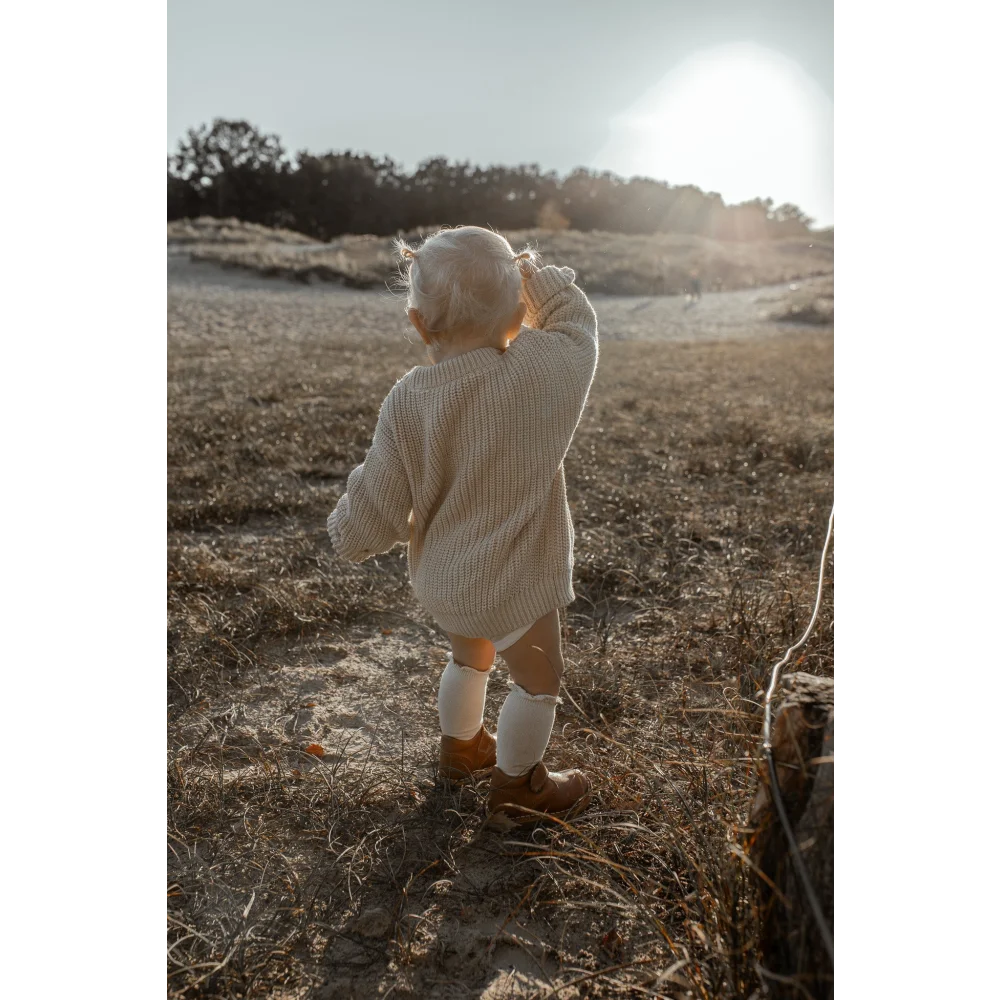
746, 671, 833, 999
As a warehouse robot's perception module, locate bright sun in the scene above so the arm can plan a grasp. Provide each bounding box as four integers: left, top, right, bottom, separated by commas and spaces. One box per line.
593, 43, 833, 226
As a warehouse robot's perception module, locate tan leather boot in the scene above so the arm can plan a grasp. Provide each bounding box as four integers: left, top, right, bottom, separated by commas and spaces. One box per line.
486, 761, 592, 826
438, 726, 497, 782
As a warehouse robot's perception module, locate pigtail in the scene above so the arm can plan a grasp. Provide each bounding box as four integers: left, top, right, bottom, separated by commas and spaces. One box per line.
393, 237, 419, 263
391, 237, 420, 299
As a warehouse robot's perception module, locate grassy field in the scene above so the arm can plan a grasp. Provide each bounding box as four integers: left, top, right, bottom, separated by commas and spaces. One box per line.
167, 259, 833, 999
169, 218, 833, 300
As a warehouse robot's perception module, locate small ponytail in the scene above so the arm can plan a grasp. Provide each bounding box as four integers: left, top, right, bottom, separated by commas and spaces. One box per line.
393, 237, 419, 262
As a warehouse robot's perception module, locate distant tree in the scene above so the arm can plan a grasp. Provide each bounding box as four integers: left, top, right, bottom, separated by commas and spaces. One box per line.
291, 151, 403, 238
537, 198, 571, 230
767, 202, 814, 237
167, 161, 201, 220
558, 169, 618, 231
718, 199, 770, 241
167, 120, 818, 241
169, 119, 289, 224
171, 119, 287, 184
661, 185, 717, 235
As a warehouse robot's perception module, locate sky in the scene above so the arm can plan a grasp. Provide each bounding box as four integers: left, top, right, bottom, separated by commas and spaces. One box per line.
168, 0, 833, 226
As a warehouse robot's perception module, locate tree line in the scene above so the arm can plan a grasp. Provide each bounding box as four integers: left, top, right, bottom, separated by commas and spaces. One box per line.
167, 119, 816, 242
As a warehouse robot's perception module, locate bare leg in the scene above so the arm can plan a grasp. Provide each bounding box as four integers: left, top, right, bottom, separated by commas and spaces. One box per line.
437, 632, 497, 777
485, 609, 590, 818
447, 633, 496, 672
496, 609, 564, 696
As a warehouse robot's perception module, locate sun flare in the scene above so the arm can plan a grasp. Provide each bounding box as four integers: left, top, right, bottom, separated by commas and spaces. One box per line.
593, 43, 832, 226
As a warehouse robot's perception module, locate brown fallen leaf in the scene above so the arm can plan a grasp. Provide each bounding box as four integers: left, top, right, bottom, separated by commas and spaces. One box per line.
304, 744, 325, 758
601, 929, 624, 960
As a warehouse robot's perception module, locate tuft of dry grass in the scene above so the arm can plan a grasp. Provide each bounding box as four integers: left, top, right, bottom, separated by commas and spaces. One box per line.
168, 216, 319, 246
168, 263, 832, 998
767, 275, 834, 326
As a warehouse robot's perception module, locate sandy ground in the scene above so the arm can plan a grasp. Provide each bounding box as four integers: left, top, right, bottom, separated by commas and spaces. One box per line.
168, 252, 832, 999
168, 252, 829, 348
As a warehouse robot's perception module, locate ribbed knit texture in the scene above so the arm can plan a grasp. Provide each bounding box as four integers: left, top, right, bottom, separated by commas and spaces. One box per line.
327, 265, 599, 640
437, 656, 493, 740
495, 683, 561, 777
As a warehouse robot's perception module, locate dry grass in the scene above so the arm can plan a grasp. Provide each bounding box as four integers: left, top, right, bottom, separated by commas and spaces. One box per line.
168, 217, 318, 246
765, 276, 834, 326
170, 218, 833, 299
168, 264, 833, 999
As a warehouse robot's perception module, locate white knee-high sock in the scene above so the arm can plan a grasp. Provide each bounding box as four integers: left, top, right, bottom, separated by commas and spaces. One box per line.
438, 656, 493, 740
495, 683, 561, 777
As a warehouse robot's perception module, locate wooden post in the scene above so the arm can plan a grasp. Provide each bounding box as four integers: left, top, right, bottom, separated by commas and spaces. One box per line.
746, 671, 834, 999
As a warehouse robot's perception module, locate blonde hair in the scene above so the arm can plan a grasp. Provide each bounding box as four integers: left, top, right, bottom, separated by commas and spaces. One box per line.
393, 226, 537, 338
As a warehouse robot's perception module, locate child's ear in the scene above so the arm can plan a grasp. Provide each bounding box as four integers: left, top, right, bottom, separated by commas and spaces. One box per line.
408, 308, 433, 346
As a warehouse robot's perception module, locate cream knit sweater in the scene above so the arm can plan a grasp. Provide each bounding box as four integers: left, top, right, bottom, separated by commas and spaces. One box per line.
327, 265, 598, 641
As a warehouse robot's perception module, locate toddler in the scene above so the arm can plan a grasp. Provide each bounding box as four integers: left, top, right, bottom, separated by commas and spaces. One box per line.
327, 226, 599, 825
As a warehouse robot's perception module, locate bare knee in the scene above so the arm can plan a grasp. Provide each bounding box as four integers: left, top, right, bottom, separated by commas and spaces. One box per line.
447, 633, 495, 672
499, 611, 564, 697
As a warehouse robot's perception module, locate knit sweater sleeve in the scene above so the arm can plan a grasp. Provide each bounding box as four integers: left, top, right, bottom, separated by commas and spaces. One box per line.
520, 265, 598, 388
326, 402, 412, 563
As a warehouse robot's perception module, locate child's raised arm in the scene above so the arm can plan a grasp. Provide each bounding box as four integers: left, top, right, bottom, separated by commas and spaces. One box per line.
518, 261, 598, 389
327, 403, 412, 563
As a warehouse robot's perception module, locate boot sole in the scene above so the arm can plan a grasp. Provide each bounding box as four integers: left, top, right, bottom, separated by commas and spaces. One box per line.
485, 788, 592, 829
436, 764, 495, 784
437, 754, 497, 784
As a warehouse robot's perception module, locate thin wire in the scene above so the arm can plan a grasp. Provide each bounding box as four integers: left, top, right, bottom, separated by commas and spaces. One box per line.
762, 507, 835, 751
759, 506, 835, 963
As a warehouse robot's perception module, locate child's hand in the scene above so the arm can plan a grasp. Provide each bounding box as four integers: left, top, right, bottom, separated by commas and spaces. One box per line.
517, 255, 540, 281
